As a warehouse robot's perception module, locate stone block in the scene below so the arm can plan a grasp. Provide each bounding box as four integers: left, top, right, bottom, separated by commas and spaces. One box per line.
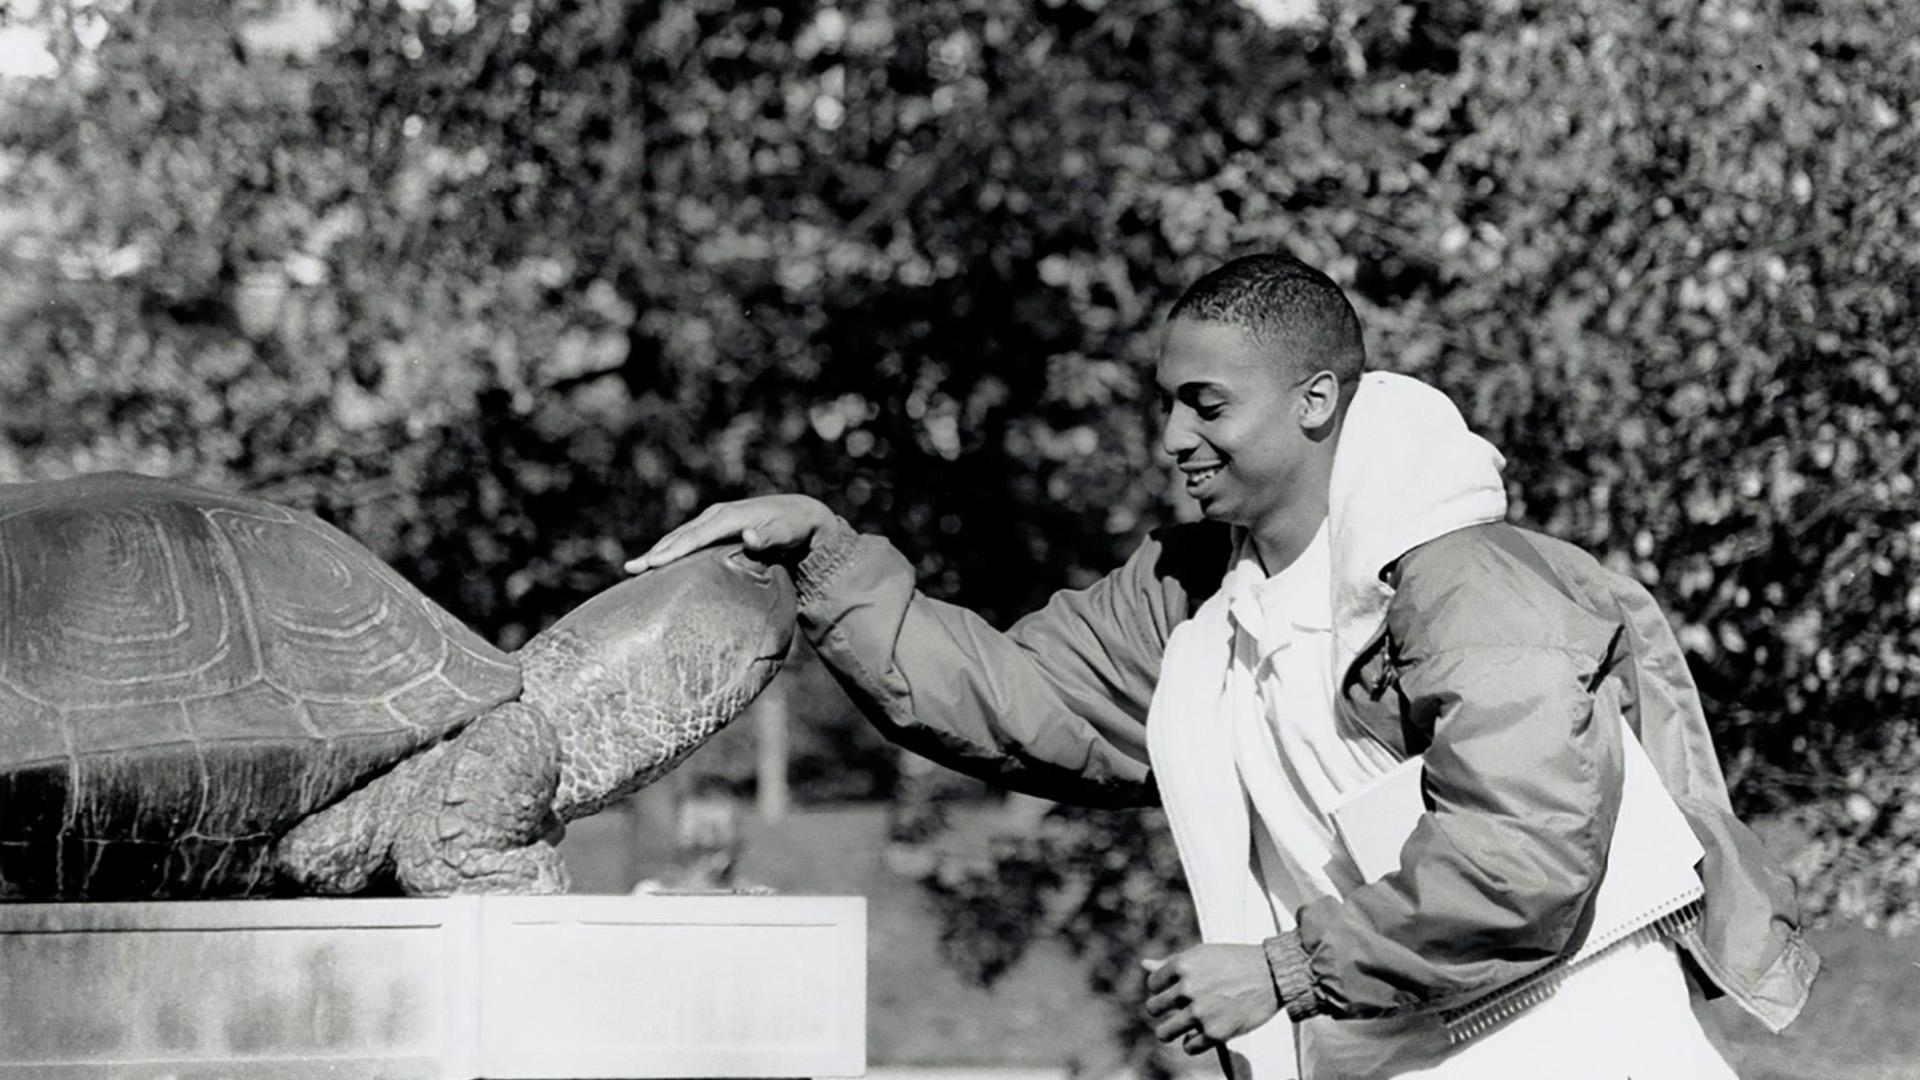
0, 894, 866, 1079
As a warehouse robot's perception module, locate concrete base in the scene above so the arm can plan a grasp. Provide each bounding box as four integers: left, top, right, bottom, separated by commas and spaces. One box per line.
0, 895, 866, 1079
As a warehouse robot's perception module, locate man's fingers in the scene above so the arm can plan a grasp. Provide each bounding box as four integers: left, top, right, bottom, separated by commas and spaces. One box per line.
625, 532, 696, 574
739, 519, 795, 551
1143, 985, 1187, 1018
1182, 1031, 1219, 1056
1151, 1009, 1195, 1044
626, 494, 830, 574
625, 511, 746, 574
626, 528, 686, 573
1144, 958, 1179, 994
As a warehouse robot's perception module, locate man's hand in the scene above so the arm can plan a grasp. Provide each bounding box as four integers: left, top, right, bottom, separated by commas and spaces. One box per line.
624, 494, 837, 574
1142, 944, 1281, 1056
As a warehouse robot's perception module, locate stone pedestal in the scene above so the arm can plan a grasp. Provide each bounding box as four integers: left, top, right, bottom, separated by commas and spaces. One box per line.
0, 895, 866, 1079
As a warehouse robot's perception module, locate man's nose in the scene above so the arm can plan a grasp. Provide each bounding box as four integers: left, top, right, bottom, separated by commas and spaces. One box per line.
1160, 406, 1199, 458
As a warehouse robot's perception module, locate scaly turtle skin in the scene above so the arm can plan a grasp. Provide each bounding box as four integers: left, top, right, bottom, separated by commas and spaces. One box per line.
277, 542, 796, 895
0, 473, 795, 899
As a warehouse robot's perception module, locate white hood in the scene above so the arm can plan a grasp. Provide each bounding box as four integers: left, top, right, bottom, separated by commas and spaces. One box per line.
1327, 372, 1509, 673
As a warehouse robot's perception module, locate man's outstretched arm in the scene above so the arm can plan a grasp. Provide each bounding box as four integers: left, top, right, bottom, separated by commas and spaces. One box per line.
630, 495, 1224, 806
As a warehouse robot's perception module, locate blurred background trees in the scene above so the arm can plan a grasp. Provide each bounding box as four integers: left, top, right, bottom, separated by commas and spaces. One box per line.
2, 0, 1915, 1064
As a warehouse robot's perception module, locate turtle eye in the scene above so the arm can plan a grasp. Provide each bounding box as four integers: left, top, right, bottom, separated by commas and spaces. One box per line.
721, 546, 773, 582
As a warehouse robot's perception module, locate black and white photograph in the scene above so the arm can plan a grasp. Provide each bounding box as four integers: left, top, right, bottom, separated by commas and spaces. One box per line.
0, 0, 1913, 1077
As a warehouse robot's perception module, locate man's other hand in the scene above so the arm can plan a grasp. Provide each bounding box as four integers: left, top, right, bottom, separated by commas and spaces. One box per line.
1142, 944, 1282, 1056
625, 494, 837, 574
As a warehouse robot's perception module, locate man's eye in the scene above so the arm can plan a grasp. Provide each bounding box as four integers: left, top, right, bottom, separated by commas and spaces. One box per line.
1194, 403, 1225, 421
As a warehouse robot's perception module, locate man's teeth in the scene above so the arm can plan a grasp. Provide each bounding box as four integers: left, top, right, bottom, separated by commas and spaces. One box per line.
1188, 466, 1221, 484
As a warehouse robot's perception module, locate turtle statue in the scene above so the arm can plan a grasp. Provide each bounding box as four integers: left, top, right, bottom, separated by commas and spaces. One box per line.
0, 472, 795, 900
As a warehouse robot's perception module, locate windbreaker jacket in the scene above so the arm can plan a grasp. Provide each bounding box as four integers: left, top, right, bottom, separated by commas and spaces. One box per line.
792, 515, 1818, 1033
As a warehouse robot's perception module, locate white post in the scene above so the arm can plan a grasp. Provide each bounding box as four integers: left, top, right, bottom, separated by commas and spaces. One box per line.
755, 679, 790, 822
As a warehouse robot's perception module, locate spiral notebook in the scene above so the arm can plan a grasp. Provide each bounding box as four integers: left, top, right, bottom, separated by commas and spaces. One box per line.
1329, 716, 1705, 1043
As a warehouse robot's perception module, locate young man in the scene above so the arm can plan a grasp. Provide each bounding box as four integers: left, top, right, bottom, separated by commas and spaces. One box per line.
628, 255, 1816, 1078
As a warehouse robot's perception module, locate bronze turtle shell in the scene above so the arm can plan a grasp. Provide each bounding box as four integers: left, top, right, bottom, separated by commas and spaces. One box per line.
0, 473, 522, 899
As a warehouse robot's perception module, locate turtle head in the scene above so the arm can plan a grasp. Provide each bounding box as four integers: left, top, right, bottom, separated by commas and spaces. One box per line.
615, 542, 798, 673
518, 544, 797, 820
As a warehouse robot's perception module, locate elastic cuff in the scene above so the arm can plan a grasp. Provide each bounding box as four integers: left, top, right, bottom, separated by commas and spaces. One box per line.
1264, 931, 1323, 1022
793, 516, 864, 609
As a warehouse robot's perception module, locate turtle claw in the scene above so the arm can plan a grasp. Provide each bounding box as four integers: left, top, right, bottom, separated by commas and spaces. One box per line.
402, 840, 569, 897
275, 824, 382, 895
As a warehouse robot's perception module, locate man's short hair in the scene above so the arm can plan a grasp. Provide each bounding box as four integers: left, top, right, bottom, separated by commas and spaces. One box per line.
1168, 254, 1367, 385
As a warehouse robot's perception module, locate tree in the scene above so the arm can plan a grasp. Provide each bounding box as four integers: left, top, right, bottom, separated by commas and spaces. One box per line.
2, 0, 1915, 1065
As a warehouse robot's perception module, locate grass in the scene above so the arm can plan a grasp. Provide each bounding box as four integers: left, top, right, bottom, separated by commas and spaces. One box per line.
562, 799, 1920, 1079
1703, 923, 1920, 1080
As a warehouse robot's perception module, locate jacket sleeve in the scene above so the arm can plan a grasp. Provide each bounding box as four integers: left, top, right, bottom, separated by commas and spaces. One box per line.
792, 517, 1218, 808
1275, 586, 1628, 1020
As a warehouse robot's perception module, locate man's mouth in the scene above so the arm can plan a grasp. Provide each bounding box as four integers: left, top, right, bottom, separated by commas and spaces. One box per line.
1183, 464, 1223, 490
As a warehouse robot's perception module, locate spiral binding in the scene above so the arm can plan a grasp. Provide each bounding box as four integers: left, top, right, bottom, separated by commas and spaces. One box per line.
1439, 900, 1704, 1045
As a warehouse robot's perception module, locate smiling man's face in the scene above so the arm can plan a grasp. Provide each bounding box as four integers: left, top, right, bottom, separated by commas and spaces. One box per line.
1155, 318, 1319, 538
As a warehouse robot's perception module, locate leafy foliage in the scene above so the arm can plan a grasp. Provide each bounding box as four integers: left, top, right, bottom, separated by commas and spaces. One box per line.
1, 0, 1915, 1064
917, 803, 1197, 1074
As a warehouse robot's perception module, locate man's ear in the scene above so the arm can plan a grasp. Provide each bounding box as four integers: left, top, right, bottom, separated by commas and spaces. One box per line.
1298, 370, 1341, 429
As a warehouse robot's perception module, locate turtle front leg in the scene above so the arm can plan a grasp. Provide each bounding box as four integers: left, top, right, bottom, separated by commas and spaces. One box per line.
390, 702, 567, 895
276, 702, 569, 896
